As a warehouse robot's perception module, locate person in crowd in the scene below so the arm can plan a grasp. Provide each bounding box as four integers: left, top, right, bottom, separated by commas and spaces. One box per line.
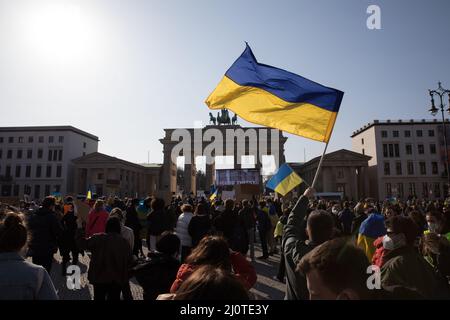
256, 200, 271, 259
147, 198, 171, 252
175, 204, 194, 262
172, 265, 250, 300
297, 237, 423, 300
409, 210, 427, 235
85, 199, 109, 238
213, 199, 238, 242
86, 217, 133, 300
125, 198, 143, 257
275, 207, 289, 282
188, 203, 212, 248
283, 187, 334, 300
356, 204, 386, 261
110, 208, 134, 251
425, 210, 450, 241
238, 199, 256, 262
351, 201, 367, 237
60, 201, 79, 275
169, 236, 256, 293
133, 232, 181, 300
27, 196, 63, 273
338, 201, 354, 236
381, 215, 449, 299
267, 198, 279, 255
0, 212, 58, 300
137, 197, 151, 250
420, 232, 450, 281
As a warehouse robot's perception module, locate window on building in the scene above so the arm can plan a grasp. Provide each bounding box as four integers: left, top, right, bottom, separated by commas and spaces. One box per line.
428, 130, 435, 137
0, 149, 2, 159
384, 162, 391, 175
18, 137, 24, 143
83, 142, 87, 149
44, 185, 50, 196
5, 166, 11, 177
386, 183, 392, 197
56, 165, 62, 178
389, 144, 394, 157
34, 185, 40, 199
423, 183, 429, 198
383, 144, 388, 157
393, 130, 399, 137
27, 149, 32, 159
15, 165, 21, 178
54, 185, 61, 193
406, 144, 412, 155
17, 149, 22, 159
98, 173, 104, 180
53, 150, 57, 161
83, 152, 86, 156
48, 150, 52, 161
404, 130, 411, 137
397, 183, 404, 198
28, 136, 33, 143
25, 165, 31, 178
409, 182, 416, 197
37, 149, 43, 159
381, 130, 388, 138
432, 162, 438, 174
394, 144, 400, 157
8, 137, 14, 143
24, 185, 31, 196
434, 183, 441, 198
416, 130, 423, 137
361, 138, 364, 145
38, 136, 44, 143
418, 144, 424, 154
46, 165, 52, 178
49, 136, 54, 143
13, 185, 19, 197
407, 161, 414, 175
362, 148, 365, 155
419, 162, 426, 175
7, 150, 12, 159
337, 184, 346, 195
58, 150, 62, 161
0, 137, 3, 143
58, 136, 64, 143
396, 162, 402, 175
36, 165, 42, 178
430, 144, 436, 154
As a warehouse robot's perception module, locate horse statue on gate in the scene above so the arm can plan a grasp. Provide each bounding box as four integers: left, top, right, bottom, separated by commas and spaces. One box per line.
209, 112, 217, 125
216, 109, 231, 125
231, 113, 238, 125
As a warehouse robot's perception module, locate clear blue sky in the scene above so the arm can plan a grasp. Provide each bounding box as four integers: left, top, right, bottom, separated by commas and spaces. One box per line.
1, 0, 450, 165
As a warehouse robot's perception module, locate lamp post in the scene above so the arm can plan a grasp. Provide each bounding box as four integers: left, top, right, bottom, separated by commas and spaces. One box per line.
428, 82, 450, 196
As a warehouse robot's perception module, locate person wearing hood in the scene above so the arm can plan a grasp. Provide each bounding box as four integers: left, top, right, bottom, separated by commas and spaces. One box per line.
27, 196, 63, 273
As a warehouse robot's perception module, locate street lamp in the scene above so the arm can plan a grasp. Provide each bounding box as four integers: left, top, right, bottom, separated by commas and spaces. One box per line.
428, 82, 450, 196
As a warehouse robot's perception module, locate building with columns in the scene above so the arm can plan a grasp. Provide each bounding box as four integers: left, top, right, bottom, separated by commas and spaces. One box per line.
72, 152, 161, 198
291, 149, 371, 201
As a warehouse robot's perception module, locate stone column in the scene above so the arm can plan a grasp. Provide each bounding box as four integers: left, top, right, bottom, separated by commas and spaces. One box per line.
184, 163, 197, 195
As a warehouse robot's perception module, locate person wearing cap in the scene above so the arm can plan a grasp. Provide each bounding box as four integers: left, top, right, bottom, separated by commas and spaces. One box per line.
381, 216, 450, 299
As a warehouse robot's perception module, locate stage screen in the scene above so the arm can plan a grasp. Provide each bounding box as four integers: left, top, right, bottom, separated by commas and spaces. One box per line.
215, 169, 260, 186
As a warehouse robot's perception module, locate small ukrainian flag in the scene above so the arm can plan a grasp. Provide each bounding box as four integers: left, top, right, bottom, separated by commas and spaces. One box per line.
86, 189, 92, 200
266, 164, 303, 196
210, 188, 218, 201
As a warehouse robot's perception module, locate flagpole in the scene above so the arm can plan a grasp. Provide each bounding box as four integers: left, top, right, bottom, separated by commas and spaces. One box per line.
291, 140, 329, 210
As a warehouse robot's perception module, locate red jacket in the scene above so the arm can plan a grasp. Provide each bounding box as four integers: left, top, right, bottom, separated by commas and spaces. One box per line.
170, 251, 257, 293
372, 236, 390, 268
85, 209, 109, 238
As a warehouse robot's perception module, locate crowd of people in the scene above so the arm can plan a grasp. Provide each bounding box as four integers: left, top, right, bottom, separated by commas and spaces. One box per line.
1, 189, 450, 300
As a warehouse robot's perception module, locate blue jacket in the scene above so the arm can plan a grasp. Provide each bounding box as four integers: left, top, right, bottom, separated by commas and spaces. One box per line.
0, 252, 58, 300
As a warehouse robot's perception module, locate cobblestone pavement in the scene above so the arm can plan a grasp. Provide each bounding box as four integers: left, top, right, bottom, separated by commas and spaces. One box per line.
38, 242, 286, 300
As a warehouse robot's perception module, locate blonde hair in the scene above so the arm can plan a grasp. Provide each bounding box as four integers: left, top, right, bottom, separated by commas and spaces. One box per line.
94, 199, 104, 210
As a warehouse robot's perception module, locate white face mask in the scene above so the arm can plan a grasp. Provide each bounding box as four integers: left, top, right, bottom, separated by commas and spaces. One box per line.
382, 234, 406, 250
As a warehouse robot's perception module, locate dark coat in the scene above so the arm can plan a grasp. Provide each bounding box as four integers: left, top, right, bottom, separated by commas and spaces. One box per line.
60, 212, 78, 251
87, 233, 133, 286
27, 207, 63, 257
147, 209, 172, 236
282, 196, 319, 300
125, 206, 141, 235
132, 252, 180, 300
239, 207, 256, 230
188, 214, 212, 248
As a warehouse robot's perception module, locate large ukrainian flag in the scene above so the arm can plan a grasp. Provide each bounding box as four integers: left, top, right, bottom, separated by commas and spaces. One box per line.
205, 44, 344, 142
266, 163, 303, 196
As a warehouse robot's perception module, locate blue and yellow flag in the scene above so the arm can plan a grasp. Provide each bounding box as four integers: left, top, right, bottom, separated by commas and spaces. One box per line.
356, 213, 386, 261
205, 44, 344, 142
266, 163, 303, 196
210, 187, 218, 201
